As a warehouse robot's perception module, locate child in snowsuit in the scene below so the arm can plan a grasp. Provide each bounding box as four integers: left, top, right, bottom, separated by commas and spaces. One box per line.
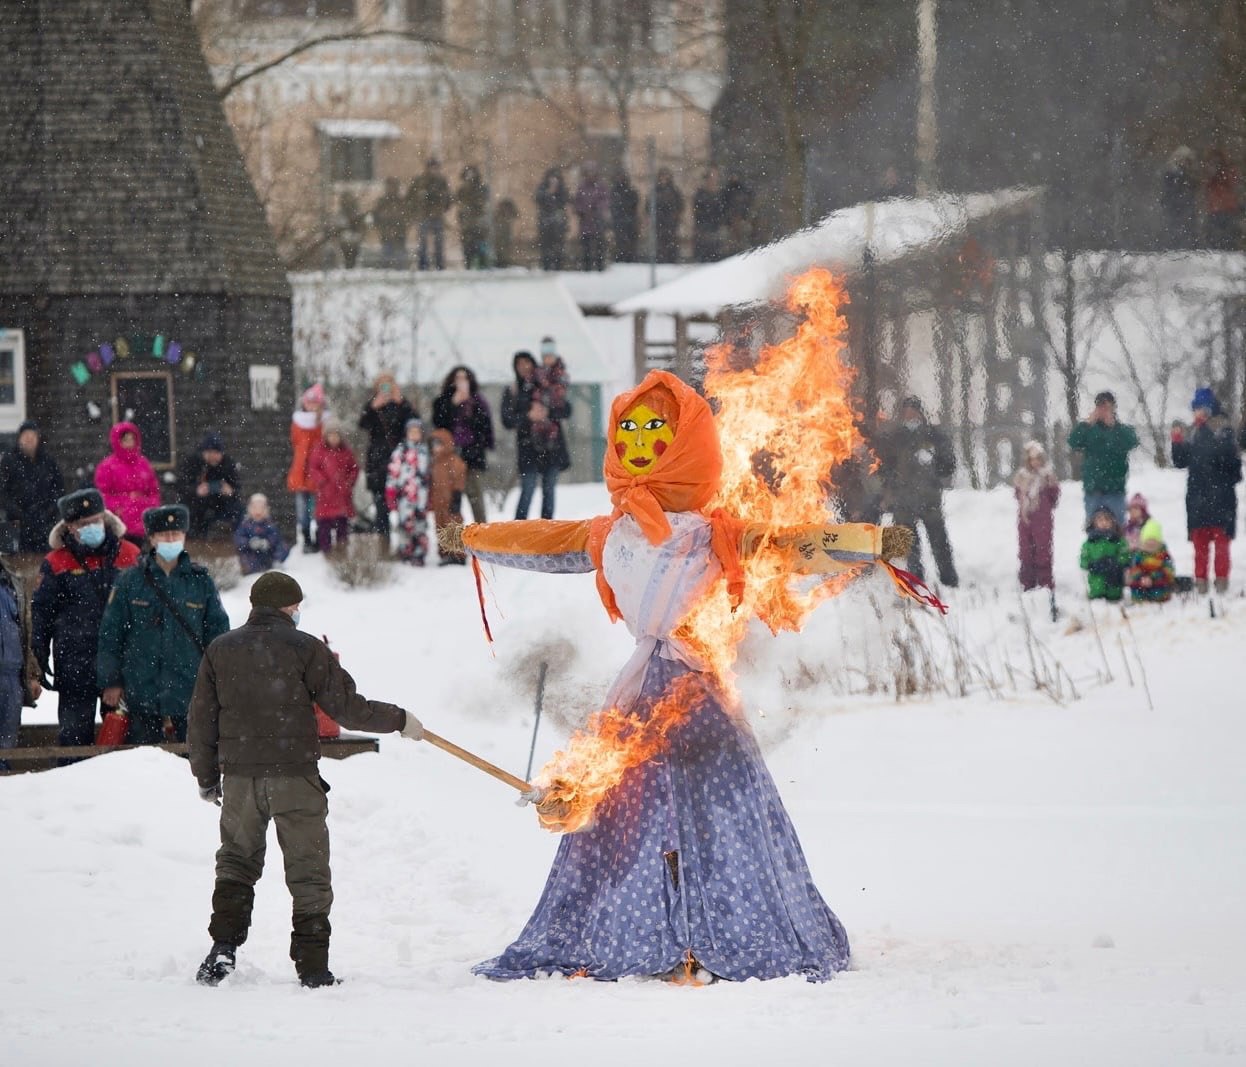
307, 417, 359, 553
1126, 517, 1176, 603
429, 428, 467, 565
385, 418, 431, 565
1123, 492, 1150, 551
1080, 506, 1129, 602
1013, 440, 1060, 590
233, 493, 290, 576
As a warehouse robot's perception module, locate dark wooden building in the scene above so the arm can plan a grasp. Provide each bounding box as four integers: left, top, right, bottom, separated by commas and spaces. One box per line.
0, 0, 294, 527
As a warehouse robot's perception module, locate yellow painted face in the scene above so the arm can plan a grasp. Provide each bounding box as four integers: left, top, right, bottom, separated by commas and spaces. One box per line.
614, 402, 675, 475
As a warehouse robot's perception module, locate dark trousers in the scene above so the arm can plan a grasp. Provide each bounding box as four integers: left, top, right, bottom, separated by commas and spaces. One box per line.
317, 516, 350, 553
189, 495, 243, 538
516, 466, 559, 520
417, 218, 445, 269
57, 686, 101, 747
0, 671, 21, 773
209, 774, 333, 977
893, 502, 959, 587
370, 490, 390, 538
126, 711, 187, 744
580, 231, 605, 271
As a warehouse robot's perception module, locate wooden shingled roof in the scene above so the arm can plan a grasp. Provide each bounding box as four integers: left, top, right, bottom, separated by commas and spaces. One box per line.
0, 0, 289, 297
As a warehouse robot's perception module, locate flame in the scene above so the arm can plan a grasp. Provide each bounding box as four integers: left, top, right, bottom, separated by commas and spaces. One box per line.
535, 269, 861, 833
534, 675, 706, 833
677, 267, 862, 684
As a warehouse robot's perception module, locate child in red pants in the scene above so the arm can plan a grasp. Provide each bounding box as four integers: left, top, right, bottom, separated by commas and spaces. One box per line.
1171, 387, 1242, 594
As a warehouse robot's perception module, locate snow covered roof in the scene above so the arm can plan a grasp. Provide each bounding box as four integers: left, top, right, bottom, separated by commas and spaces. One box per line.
613, 187, 1043, 318
289, 270, 614, 386
557, 263, 697, 309
315, 118, 402, 139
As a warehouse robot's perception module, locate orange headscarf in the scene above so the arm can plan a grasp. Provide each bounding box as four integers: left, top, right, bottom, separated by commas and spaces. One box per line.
588, 371, 745, 621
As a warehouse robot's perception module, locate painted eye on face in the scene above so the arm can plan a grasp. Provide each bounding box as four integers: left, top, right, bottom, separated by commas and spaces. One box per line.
643, 418, 666, 431
619, 418, 638, 432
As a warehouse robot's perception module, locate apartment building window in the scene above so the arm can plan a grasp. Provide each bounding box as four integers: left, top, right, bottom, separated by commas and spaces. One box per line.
318, 119, 401, 183
241, 0, 356, 17
328, 137, 374, 181
407, 0, 444, 31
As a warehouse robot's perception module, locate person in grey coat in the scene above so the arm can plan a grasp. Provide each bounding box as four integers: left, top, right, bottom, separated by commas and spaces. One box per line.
187, 571, 424, 988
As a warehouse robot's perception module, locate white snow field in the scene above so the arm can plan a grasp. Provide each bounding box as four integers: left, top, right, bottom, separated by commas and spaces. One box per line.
4, 476, 1245, 1066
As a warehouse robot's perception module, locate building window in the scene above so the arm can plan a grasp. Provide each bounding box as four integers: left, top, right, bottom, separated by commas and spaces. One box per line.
0, 329, 27, 435
407, 0, 444, 31
240, 0, 355, 18
328, 136, 375, 182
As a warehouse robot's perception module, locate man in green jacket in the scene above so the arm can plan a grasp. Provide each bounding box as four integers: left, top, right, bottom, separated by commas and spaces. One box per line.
96, 505, 230, 744
187, 571, 423, 988
1067, 390, 1139, 524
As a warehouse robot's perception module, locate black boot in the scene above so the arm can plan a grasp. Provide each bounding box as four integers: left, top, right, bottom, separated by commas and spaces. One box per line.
195, 942, 236, 986
291, 912, 334, 987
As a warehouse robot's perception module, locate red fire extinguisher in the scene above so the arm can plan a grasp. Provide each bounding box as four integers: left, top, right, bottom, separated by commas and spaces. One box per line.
314, 636, 341, 739
96, 699, 130, 747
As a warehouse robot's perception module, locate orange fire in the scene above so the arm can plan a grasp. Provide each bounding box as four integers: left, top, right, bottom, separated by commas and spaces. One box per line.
678, 267, 862, 684
534, 268, 861, 833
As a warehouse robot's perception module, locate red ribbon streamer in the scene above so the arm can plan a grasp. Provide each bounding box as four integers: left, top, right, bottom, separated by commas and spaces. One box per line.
881, 560, 949, 615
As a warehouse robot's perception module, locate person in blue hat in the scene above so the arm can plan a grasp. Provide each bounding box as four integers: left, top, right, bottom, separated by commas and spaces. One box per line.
1172, 386, 1242, 594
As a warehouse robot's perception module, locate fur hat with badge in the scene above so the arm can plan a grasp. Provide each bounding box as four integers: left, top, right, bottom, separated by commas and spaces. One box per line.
143, 504, 190, 536
57, 488, 105, 524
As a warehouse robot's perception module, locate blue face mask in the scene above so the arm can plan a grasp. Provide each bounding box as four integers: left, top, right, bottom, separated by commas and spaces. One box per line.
76, 522, 105, 548
155, 539, 184, 562
291, 610, 301, 627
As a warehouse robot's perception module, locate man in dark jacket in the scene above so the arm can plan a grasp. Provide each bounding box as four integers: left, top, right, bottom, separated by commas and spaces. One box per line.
179, 430, 243, 538
96, 505, 230, 744
878, 397, 959, 588
372, 177, 411, 268
1173, 386, 1242, 594
692, 168, 725, 262
408, 158, 452, 270
1067, 390, 1139, 524
610, 170, 640, 262
573, 161, 609, 271
502, 349, 571, 520
188, 571, 423, 988
650, 168, 684, 262
0, 420, 64, 553
32, 489, 140, 748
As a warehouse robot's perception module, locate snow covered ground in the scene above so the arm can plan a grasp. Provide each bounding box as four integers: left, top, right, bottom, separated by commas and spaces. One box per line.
4, 474, 1245, 1066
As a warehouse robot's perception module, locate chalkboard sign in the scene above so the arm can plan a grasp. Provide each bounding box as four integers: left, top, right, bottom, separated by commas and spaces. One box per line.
111, 371, 175, 468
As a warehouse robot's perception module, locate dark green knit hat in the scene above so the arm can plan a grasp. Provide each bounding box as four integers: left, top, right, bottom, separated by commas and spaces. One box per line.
250, 572, 304, 609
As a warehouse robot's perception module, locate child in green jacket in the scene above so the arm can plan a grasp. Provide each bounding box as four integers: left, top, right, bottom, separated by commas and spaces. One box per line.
1080, 506, 1128, 601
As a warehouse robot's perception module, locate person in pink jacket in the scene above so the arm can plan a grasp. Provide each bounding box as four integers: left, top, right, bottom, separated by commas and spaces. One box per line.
94, 422, 161, 543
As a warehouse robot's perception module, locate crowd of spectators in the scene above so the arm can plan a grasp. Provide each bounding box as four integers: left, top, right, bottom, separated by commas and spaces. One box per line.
331, 159, 757, 271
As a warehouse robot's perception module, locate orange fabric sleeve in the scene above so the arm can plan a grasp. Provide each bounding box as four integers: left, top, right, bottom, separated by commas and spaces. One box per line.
462, 519, 594, 559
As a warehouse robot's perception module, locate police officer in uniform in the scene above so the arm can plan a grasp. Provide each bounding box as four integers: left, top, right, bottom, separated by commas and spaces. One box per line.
96, 505, 230, 743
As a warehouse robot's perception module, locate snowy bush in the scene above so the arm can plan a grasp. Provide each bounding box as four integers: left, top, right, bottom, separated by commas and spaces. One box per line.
329, 534, 395, 588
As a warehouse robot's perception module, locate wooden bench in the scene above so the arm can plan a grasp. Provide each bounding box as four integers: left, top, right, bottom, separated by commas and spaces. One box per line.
0, 724, 380, 774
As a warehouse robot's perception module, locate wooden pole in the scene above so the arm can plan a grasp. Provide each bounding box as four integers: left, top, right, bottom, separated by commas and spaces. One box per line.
422, 729, 532, 793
